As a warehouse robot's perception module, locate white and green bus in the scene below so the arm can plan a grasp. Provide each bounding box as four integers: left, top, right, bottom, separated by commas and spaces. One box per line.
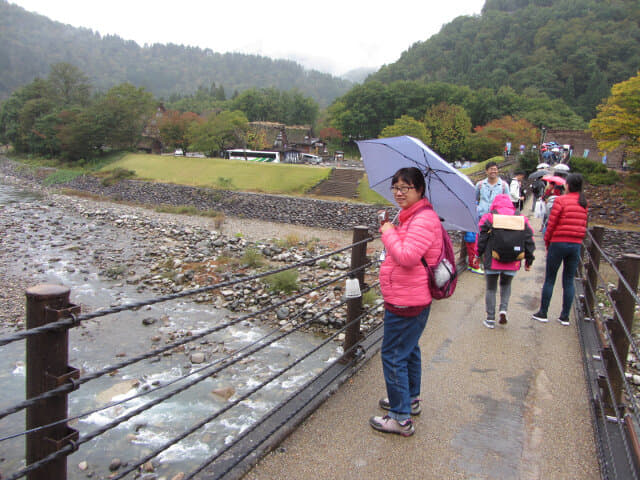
226, 149, 280, 163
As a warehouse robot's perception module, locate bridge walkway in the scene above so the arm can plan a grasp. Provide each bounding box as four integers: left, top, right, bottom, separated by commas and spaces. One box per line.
245, 214, 600, 480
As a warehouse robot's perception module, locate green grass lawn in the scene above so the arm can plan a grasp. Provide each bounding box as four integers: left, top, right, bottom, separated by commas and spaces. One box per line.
357, 174, 392, 205
100, 154, 331, 195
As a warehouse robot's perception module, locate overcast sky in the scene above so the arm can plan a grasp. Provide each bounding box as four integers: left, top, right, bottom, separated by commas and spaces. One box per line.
10, 0, 485, 76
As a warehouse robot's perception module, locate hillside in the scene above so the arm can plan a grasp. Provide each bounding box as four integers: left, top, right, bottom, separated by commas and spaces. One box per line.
369, 0, 640, 120
0, 0, 352, 106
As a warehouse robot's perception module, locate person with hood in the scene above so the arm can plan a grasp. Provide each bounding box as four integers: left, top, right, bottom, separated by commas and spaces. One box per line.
370, 167, 443, 437
477, 194, 535, 328
542, 181, 565, 233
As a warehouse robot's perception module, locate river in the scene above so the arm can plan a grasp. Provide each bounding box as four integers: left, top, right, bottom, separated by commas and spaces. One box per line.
0, 181, 342, 479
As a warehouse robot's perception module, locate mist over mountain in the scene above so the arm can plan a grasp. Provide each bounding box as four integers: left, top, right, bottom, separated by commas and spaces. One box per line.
341, 67, 378, 84
0, 0, 353, 106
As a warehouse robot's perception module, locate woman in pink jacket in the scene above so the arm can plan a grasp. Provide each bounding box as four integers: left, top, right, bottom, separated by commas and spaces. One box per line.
369, 167, 443, 437
477, 194, 535, 328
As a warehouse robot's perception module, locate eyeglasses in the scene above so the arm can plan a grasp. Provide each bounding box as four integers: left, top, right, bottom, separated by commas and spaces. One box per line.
390, 185, 415, 194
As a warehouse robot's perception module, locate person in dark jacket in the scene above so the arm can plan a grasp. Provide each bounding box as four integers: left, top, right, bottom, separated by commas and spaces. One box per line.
532, 173, 588, 325
477, 194, 535, 328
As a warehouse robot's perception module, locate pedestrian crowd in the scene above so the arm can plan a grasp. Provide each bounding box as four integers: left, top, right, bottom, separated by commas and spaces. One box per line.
370, 162, 588, 437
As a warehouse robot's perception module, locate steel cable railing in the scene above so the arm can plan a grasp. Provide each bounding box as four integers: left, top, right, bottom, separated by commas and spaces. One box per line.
4, 289, 378, 480
113, 301, 380, 480
0, 261, 373, 423
0, 236, 373, 347
0, 270, 378, 442
579, 251, 640, 420
577, 228, 640, 479
586, 230, 640, 306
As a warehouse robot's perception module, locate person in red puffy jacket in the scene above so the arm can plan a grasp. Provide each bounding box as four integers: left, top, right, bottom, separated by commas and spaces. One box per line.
370, 167, 442, 437
532, 173, 588, 325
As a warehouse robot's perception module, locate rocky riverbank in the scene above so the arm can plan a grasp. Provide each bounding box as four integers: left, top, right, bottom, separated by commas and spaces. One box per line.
0, 174, 383, 338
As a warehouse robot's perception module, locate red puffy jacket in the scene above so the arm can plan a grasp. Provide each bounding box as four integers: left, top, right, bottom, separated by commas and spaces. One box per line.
544, 192, 588, 247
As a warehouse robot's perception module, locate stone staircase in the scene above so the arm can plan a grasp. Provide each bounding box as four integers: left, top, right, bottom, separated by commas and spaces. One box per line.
309, 168, 364, 198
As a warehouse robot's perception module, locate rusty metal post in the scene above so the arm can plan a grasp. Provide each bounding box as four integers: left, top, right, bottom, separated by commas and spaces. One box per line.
26, 284, 79, 480
584, 226, 604, 316
341, 226, 369, 362
608, 254, 640, 409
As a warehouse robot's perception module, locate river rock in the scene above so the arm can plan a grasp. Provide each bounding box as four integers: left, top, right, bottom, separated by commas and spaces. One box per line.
78, 461, 88, 471
190, 352, 205, 364
97, 380, 139, 404
109, 458, 122, 471
142, 317, 156, 326
211, 386, 235, 400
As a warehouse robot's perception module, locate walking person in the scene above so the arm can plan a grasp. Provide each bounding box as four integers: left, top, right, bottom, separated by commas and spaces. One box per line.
370, 167, 443, 437
471, 161, 510, 274
477, 194, 535, 328
509, 171, 526, 211
532, 174, 588, 325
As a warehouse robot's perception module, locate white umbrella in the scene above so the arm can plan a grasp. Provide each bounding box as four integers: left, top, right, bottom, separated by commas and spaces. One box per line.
356, 136, 478, 232
553, 163, 570, 172
536, 162, 550, 169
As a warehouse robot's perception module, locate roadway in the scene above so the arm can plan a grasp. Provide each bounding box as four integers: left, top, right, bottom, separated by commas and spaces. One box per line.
244, 212, 600, 479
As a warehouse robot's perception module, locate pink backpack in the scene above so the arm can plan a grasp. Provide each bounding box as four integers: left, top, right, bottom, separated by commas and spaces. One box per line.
420, 207, 458, 300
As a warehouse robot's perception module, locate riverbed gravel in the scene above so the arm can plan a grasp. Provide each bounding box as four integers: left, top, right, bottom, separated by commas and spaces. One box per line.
0, 175, 380, 336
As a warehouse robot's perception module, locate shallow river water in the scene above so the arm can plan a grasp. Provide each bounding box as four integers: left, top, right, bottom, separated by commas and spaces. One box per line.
0, 182, 341, 479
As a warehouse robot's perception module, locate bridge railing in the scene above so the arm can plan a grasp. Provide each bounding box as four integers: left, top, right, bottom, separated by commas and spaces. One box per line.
576, 225, 640, 479
0, 226, 384, 480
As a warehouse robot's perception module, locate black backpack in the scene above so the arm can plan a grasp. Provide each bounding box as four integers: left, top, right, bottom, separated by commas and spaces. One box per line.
489, 214, 527, 263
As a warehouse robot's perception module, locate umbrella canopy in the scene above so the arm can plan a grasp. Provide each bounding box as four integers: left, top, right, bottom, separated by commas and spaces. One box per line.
536, 162, 550, 169
528, 169, 550, 180
542, 174, 567, 185
553, 163, 570, 172
356, 136, 478, 232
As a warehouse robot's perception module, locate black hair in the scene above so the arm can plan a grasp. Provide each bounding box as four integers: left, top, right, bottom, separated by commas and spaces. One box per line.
485, 161, 498, 170
566, 173, 587, 208
392, 167, 426, 198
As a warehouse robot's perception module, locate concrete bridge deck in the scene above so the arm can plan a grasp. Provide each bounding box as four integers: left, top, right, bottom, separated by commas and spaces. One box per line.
245, 215, 600, 480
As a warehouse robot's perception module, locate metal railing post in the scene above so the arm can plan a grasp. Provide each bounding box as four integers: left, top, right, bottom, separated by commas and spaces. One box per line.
26, 284, 80, 480
342, 226, 369, 362
584, 226, 604, 316
609, 254, 640, 408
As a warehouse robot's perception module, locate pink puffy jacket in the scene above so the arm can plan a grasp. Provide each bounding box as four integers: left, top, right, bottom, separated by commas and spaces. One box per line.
379, 198, 443, 306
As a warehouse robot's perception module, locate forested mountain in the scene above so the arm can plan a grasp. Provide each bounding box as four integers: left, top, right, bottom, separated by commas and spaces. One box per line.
369, 0, 640, 119
0, 0, 352, 106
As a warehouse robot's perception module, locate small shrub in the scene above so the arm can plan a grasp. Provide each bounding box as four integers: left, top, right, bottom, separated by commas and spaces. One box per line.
569, 158, 620, 185
263, 270, 299, 294
242, 247, 265, 268
317, 260, 330, 269
216, 177, 234, 189
101, 168, 136, 186
362, 289, 379, 306
214, 212, 225, 230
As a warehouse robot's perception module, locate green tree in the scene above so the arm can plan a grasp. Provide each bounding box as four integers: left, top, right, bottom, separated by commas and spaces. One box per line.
589, 71, 640, 166
188, 110, 249, 156
379, 115, 431, 145
92, 83, 156, 150
158, 110, 202, 152
47, 62, 91, 107
424, 103, 472, 161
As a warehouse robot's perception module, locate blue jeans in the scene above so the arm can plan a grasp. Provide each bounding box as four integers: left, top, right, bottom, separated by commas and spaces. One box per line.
539, 242, 582, 319
381, 306, 430, 422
